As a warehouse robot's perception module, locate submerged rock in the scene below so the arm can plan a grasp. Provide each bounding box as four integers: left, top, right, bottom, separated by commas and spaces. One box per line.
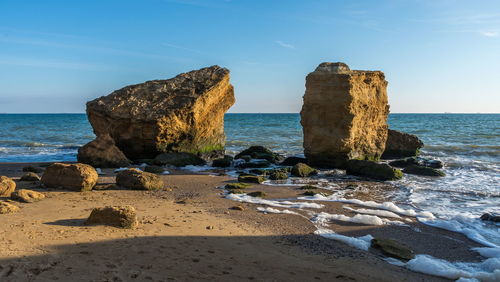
480, 213, 500, 223
77, 134, 130, 168
20, 172, 41, 182
116, 169, 164, 190
235, 146, 283, 164
236, 160, 271, 169
371, 238, 415, 261
346, 160, 403, 181
153, 152, 206, 167
11, 189, 45, 203
390, 157, 443, 169
212, 155, 233, 167
86, 66, 235, 160
0, 201, 19, 214
301, 62, 389, 168
0, 176, 16, 197
41, 163, 98, 192
85, 205, 138, 229
382, 129, 424, 159
291, 163, 318, 177
403, 165, 445, 177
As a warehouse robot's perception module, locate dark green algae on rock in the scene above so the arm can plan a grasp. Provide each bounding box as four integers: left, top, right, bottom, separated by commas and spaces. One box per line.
346, 160, 403, 181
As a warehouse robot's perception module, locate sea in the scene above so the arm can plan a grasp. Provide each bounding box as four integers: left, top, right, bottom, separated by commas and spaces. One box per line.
0, 113, 499, 253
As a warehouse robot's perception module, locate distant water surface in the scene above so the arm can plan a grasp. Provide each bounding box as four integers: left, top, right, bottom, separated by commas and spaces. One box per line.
0, 113, 498, 241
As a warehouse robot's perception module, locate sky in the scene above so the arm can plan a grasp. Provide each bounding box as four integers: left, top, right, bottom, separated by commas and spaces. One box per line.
0, 0, 499, 113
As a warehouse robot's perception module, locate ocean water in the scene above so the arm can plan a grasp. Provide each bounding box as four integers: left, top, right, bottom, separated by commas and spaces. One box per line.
0, 113, 498, 239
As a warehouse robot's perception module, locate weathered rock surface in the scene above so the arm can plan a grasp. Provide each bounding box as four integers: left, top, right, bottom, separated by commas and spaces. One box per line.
235, 146, 283, 164
403, 165, 445, 177
153, 152, 205, 167
371, 238, 415, 261
382, 129, 424, 159
11, 189, 45, 203
41, 163, 98, 191
280, 156, 307, 166
77, 134, 130, 168
20, 172, 41, 182
86, 65, 235, 160
346, 160, 403, 181
237, 174, 265, 184
291, 163, 318, 177
85, 205, 138, 229
116, 169, 164, 190
211, 155, 233, 167
301, 62, 389, 168
0, 201, 19, 214
0, 176, 16, 197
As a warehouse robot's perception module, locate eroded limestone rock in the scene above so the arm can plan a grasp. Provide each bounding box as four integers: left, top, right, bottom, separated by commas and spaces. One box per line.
11, 189, 45, 203
301, 62, 389, 168
382, 129, 424, 159
86, 66, 235, 160
0, 176, 16, 197
41, 163, 98, 191
77, 134, 130, 168
115, 169, 164, 190
85, 205, 138, 229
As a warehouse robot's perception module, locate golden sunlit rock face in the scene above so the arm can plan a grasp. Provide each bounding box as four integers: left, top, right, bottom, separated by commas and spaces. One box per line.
86, 66, 235, 160
301, 62, 389, 168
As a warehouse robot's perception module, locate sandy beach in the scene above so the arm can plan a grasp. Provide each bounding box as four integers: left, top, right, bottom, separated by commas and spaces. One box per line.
0, 162, 487, 281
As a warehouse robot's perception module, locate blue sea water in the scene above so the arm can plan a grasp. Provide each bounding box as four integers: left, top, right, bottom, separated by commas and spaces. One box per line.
0, 113, 499, 233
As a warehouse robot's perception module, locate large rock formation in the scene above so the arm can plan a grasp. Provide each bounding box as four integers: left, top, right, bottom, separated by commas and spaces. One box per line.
85, 66, 235, 160
382, 129, 424, 159
301, 62, 389, 168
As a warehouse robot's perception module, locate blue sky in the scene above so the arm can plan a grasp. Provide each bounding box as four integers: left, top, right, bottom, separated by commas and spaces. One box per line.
0, 0, 499, 113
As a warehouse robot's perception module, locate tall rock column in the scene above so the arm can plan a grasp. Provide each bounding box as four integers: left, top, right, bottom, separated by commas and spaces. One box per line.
85, 65, 235, 160
300, 62, 389, 168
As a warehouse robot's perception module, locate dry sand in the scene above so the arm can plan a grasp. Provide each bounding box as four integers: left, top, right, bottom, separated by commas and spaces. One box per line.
0, 163, 485, 281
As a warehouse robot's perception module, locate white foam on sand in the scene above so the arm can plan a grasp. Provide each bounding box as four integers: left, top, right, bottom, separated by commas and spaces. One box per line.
313, 212, 385, 226
472, 247, 500, 258
257, 207, 299, 215
343, 206, 402, 218
95, 168, 105, 175
418, 216, 499, 248
299, 194, 436, 218
225, 193, 324, 209
113, 167, 129, 173
405, 255, 500, 281
315, 228, 373, 251
179, 165, 213, 172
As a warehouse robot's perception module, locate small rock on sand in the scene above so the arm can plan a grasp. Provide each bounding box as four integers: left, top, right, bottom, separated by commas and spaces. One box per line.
85, 205, 138, 229
11, 189, 45, 203
41, 163, 98, 191
0, 176, 16, 197
116, 169, 164, 190
0, 201, 20, 214
371, 238, 415, 261
20, 172, 41, 182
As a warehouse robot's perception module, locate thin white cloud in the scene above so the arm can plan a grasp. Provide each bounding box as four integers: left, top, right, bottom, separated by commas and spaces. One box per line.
275, 40, 295, 49
480, 31, 498, 37
162, 42, 203, 54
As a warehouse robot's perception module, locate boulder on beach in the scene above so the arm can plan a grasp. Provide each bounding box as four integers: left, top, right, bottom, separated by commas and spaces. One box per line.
235, 146, 283, 164
0, 176, 16, 197
346, 160, 403, 181
11, 189, 45, 203
41, 163, 98, 191
0, 201, 19, 214
403, 165, 445, 177
77, 134, 130, 168
211, 155, 233, 167
85, 205, 138, 229
371, 238, 415, 261
280, 156, 307, 166
20, 172, 41, 182
291, 163, 317, 177
382, 129, 424, 159
143, 165, 165, 174
301, 62, 389, 168
85, 65, 235, 160
116, 169, 164, 190
153, 152, 205, 167
237, 174, 265, 184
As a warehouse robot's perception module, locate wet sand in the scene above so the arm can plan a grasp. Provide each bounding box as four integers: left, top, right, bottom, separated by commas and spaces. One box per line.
0, 162, 485, 281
